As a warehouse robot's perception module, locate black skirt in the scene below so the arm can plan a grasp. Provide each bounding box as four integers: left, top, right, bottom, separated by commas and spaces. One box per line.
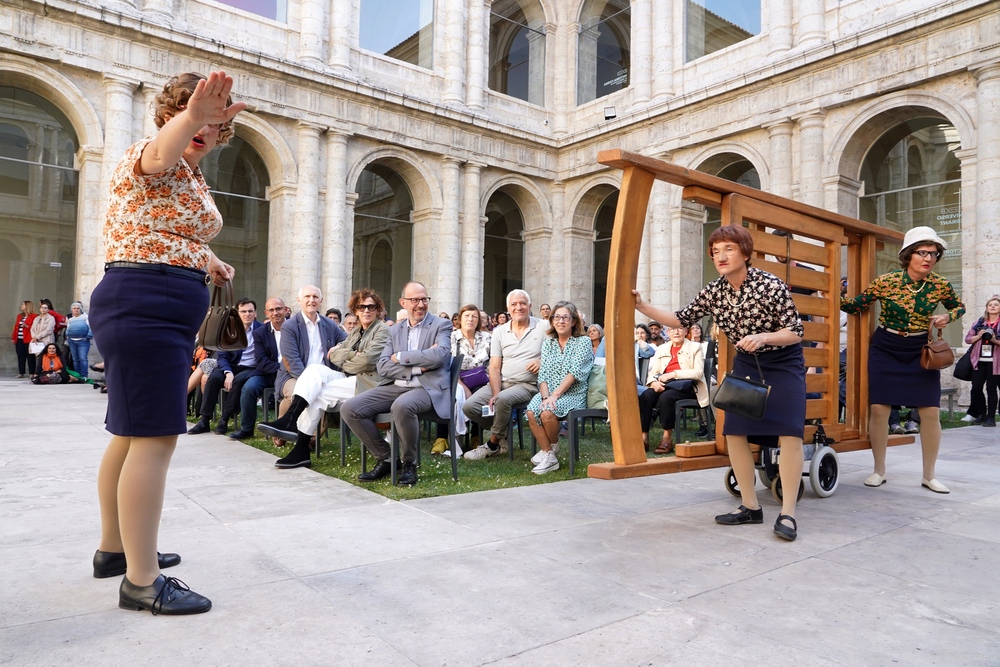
90, 266, 209, 437
722, 344, 806, 439
868, 326, 940, 407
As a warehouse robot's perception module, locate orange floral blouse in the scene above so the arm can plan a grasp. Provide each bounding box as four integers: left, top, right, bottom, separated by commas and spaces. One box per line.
103, 137, 223, 270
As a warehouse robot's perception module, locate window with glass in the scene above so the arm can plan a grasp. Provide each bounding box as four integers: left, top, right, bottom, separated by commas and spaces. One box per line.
489, 1, 546, 105
577, 0, 631, 105
201, 136, 271, 301
483, 191, 524, 314
698, 155, 760, 286
592, 192, 617, 327
353, 164, 414, 303
212, 0, 287, 22
686, 0, 760, 62
0, 86, 79, 374
859, 118, 962, 343
360, 0, 435, 69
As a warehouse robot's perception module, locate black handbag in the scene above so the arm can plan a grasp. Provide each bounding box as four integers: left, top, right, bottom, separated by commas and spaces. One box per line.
953, 349, 973, 382
197, 281, 247, 351
713, 353, 771, 421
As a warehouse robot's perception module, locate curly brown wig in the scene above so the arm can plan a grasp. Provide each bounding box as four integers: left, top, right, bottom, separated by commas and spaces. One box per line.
152, 72, 235, 145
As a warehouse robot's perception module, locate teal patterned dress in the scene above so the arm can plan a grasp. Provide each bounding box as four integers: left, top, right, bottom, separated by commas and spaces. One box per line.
526, 335, 595, 423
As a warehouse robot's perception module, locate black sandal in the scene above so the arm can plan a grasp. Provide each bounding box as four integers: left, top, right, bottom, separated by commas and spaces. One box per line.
774, 514, 797, 541
715, 504, 763, 525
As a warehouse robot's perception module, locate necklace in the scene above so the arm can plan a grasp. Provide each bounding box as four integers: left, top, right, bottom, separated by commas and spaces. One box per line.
726, 288, 748, 308
904, 274, 925, 294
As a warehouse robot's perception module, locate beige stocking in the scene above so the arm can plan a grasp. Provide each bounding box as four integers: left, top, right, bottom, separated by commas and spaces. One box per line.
97, 435, 131, 552
917, 406, 942, 480
118, 436, 177, 586
725, 435, 759, 510
868, 404, 891, 475
777, 436, 804, 518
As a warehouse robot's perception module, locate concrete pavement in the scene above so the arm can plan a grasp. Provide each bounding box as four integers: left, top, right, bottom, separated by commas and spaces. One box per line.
1, 379, 998, 665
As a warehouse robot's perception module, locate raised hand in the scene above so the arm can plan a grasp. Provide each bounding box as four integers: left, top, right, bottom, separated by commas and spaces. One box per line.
184, 71, 247, 128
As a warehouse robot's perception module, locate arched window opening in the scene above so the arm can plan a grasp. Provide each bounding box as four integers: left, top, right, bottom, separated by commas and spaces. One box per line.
202, 136, 271, 301
697, 155, 760, 285
592, 191, 617, 327
489, 1, 546, 105
353, 164, 414, 304
577, 0, 631, 106
483, 190, 524, 314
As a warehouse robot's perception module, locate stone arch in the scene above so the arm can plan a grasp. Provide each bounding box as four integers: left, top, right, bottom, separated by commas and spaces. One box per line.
232, 114, 297, 186
829, 90, 976, 180
685, 141, 770, 192
480, 173, 549, 232
0, 55, 103, 148
347, 145, 440, 213
568, 175, 621, 233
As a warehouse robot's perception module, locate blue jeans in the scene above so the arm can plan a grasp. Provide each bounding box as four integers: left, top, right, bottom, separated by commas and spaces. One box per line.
239, 374, 272, 431
67, 338, 91, 378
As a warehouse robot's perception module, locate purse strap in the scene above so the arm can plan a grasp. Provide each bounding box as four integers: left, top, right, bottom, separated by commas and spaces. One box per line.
926, 322, 944, 343
732, 351, 766, 384
210, 280, 236, 308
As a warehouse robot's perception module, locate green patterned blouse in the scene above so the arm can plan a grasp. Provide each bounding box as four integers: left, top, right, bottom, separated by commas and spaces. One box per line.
840, 270, 965, 332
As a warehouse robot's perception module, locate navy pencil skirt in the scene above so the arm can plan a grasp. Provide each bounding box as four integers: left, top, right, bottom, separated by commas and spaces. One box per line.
90, 266, 209, 437
722, 344, 807, 440
868, 326, 940, 407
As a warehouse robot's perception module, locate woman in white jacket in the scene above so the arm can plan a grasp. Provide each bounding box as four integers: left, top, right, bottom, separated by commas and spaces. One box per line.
638, 324, 709, 453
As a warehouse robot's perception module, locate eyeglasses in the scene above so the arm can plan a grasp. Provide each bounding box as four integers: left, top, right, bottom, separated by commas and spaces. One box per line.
357, 303, 379, 311
552, 314, 573, 321
913, 250, 941, 259
238, 309, 256, 314
265, 308, 284, 313
401, 297, 430, 305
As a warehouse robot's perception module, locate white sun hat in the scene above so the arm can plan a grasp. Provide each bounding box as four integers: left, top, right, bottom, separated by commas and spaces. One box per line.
898, 226, 947, 259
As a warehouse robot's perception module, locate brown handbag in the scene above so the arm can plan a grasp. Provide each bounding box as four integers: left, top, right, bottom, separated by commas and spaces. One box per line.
920, 325, 955, 370
197, 281, 248, 351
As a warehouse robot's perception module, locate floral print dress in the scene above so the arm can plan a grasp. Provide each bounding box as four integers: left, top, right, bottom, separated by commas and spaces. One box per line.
526, 335, 595, 422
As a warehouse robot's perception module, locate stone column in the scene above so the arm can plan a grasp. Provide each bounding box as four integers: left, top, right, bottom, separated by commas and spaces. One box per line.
795, 110, 826, 207
75, 145, 105, 303
143, 0, 173, 18
97, 75, 138, 277
321, 130, 351, 307
411, 208, 442, 294
548, 181, 566, 306
461, 162, 485, 307
526, 25, 546, 106
675, 200, 706, 306
343, 192, 359, 301
648, 155, 673, 310
140, 84, 159, 138
438, 156, 463, 313
824, 175, 862, 219
975, 63, 1000, 299
265, 183, 297, 299
768, 0, 792, 57
298, 0, 325, 66
552, 21, 575, 137
293, 122, 323, 288
765, 119, 794, 199
630, 0, 651, 104
797, 0, 826, 49
328, 0, 353, 74
651, 0, 673, 100
637, 206, 651, 312
465, 0, 489, 109
441, 0, 466, 104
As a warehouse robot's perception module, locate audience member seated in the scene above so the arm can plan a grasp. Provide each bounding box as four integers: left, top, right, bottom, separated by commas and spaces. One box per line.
227, 297, 287, 440
634, 323, 656, 376
588, 324, 605, 360
464, 289, 547, 460
188, 298, 263, 435
539, 303, 552, 320
272, 286, 347, 444
186, 346, 214, 396
431, 304, 491, 455
258, 289, 391, 467
525, 302, 594, 474
647, 320, 666, 347
32, 343, 70, 384
639, 324, 709, 453
341, 282, 452, 486
342, 313, 359, 333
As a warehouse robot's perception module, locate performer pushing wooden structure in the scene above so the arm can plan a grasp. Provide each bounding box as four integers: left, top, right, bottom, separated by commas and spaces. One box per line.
589, 150, 915, 480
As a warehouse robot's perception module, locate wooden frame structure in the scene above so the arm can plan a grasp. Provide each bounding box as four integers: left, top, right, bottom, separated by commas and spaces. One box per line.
589, 150, 915, 480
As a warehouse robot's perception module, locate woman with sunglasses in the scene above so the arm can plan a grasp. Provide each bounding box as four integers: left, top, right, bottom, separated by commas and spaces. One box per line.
841, 226, 964, 494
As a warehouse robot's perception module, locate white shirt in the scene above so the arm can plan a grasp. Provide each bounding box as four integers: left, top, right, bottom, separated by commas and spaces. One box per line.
273, 327, 282, 363
304, 315, 324, 367
238, 323, 257, 367
394, 318, 426, 388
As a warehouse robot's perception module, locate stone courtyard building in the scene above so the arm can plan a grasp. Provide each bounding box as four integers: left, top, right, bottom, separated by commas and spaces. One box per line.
1, 0, 999, 375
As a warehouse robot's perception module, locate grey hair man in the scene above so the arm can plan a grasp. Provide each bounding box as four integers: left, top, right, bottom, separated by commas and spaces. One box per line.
463, 289, 547, 460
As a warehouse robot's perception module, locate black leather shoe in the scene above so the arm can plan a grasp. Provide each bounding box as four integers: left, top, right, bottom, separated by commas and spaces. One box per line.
694, 427, 710, 439
213, 420, 229, 435
257, 423, 297, 441
773, 514, 798, 541
228, 429, 254, 440
396, 461, 418, 486
119, 574, 211, 615
973, 415, 986, 425
274, 448, 312, 469
93, 550, 181, 579
187, 419, 211, 435
984, 418, 996, 428
715, 504, 763, 525
358, 459, 394, 482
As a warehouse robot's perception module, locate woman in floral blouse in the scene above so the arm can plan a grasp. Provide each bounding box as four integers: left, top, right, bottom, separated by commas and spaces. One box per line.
525, 301, 594, 475
841, 226, 964, 494
88, 71, 244, 616
634, 225, 806, 542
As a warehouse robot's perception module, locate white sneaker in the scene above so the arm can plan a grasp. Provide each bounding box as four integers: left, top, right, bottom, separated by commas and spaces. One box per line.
530, 441, 560, 465
531, 451, 560, 475
464, 440, 506, 461
960, 414, 976, 423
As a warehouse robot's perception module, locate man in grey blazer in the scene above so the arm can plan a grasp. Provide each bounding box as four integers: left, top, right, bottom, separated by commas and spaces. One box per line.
341, 281, 452, 486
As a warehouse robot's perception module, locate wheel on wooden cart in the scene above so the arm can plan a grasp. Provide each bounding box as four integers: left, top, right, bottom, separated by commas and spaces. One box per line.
758, 468, 775, 488
771, 476, 805, 503
808, 446, 840, 497
724, 467, 742, 497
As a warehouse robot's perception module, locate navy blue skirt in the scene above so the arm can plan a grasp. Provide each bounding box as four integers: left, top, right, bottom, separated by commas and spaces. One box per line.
868, 326, 940, 406
90, 267, 209, 436
722, 344, 806, 439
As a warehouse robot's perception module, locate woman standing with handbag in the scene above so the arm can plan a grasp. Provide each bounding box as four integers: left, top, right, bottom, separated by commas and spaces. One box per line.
11, 300, 37, 378
841, 226, 964, 494
88, 71, 244, 615
634, 225, 806, 541
964, 296, 1000, 427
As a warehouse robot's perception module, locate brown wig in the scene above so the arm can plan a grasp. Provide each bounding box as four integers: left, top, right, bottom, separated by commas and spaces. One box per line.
547, 301, 585, 338
347, 288, 384, 316
707, 225, 754, 266
898, 243, 944, 269
153, 72, 235, 145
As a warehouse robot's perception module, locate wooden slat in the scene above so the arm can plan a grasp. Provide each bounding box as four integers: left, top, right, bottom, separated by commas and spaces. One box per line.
805, 374, 828, 392
802, 321, 829, 343
803, 347, 828, 367
589, 454, 735, 480
805, 399, 831, 419
680, 185, 722, 208
793, 294, 829, 318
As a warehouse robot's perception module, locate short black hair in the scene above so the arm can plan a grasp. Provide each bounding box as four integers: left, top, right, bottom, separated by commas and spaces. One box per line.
326, 308, 342, 320
237, 298, 257, 310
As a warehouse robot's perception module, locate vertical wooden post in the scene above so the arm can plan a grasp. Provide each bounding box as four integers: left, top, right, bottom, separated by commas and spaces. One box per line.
606, 166, 655, 466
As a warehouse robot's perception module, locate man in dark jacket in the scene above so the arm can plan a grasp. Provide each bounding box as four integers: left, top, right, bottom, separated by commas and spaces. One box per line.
227, 297, 286, 440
